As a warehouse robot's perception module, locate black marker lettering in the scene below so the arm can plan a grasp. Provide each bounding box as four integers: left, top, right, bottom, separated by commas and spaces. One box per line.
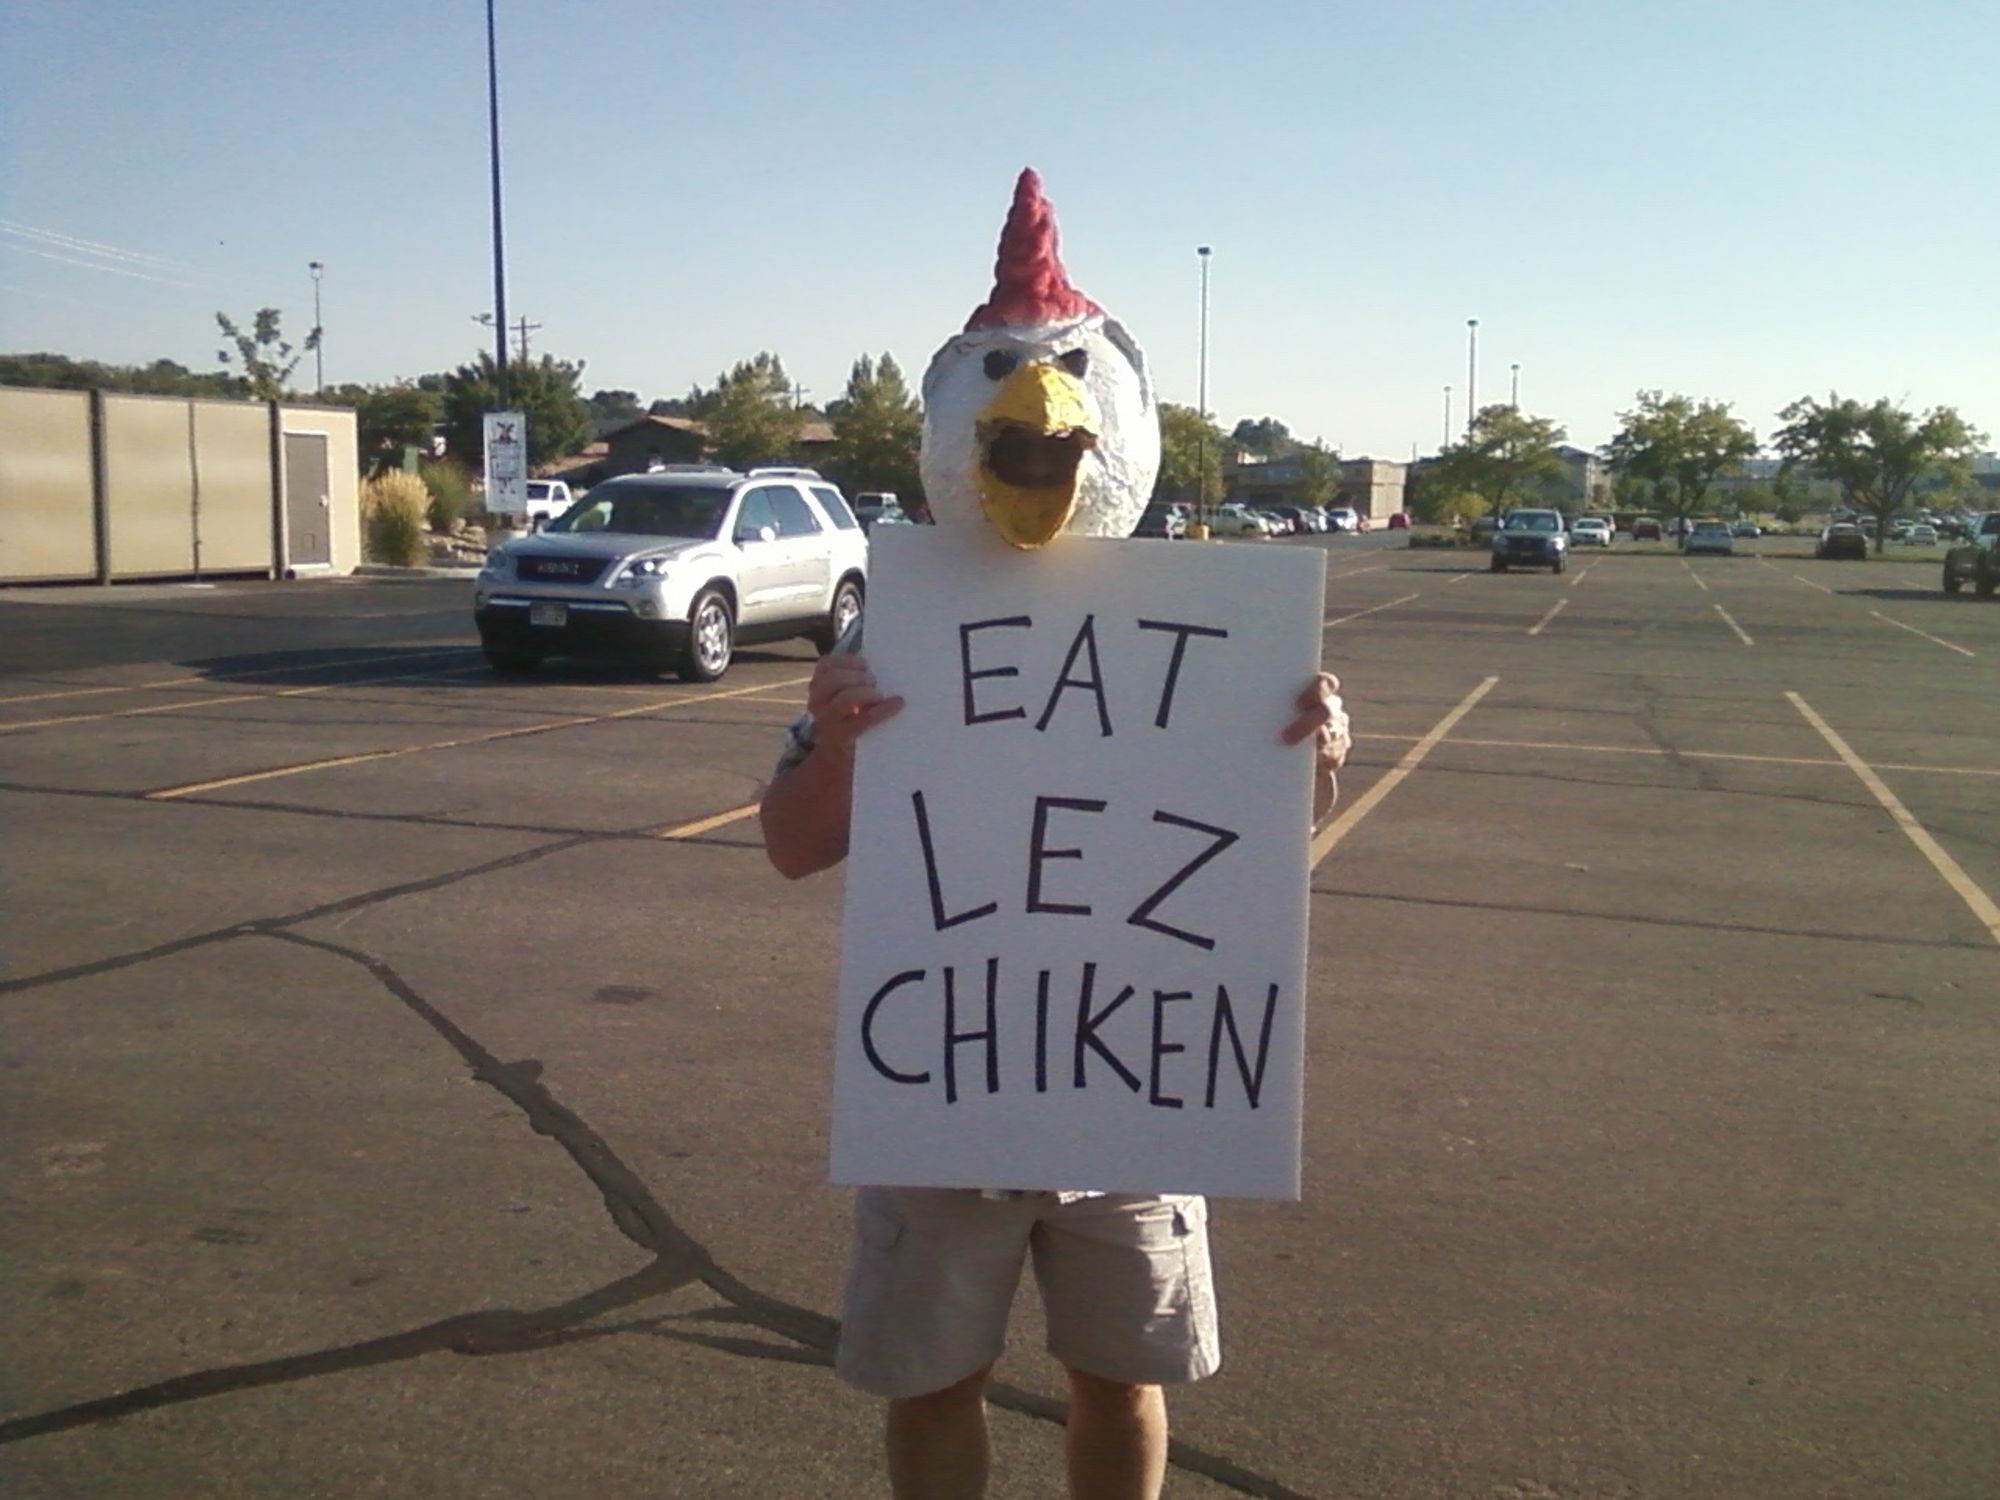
1136, 619, 1230, 729
1026, 795, 1106, 916
1126, 810, 1239, 951
1034, 614, 1113, 736
912, 790, 998, 931
1205, 982, 1281, 1109
943, 958, 1000, 1104
1073, 964, 1141, 1092
1034, 968, 1051, 1093
1150, 989, 1191, 1109
959, 616, 1032, 725
861, 969, 931, 1086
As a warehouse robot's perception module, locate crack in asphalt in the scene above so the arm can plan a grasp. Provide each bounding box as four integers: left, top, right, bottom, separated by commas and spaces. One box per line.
0, 930, 1317, 1499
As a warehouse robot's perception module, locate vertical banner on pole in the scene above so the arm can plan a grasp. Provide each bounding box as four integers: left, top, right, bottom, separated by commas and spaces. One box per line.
831, 526, 1327, 1200
482, 411, 527, 518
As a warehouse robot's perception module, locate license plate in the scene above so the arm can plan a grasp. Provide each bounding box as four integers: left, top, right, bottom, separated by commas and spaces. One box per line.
529, 602, 567, 628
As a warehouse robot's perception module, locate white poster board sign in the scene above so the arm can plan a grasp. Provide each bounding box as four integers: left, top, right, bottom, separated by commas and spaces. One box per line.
832, 526, 1327, 1199
482, 410, 528, 515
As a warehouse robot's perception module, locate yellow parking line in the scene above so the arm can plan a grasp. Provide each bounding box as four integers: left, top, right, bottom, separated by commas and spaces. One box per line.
1527, 598, 1567, 636
142, 674, 812, 800
1713, 605, 1755, 646
1788, 692, 2000, 946
1869, 610, 1976, 658
1324, 592, 1420, 627
1359, 731, 1999, 778
655, 803, 761, 840
1312, 677, 1497, 868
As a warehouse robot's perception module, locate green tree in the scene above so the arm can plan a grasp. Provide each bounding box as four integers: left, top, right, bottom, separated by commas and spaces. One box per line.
586, 388, 645, 435
2, 351, 242, 398
440, 350, 590, 470
215, 308, 317, 400
829, 352, 921, 500
1603, 390, 1757, 523
1156, 403, 1227, 507
1428, 405, 1567, 517
1295, 440, 1340, 506
690, 352, 804, 468
1773, 394, 1986, 554
1230, 416, 1294, 458
327, 382, 442, 471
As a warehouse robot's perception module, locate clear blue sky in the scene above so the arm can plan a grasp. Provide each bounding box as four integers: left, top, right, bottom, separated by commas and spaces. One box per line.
3, 0, 1993, 458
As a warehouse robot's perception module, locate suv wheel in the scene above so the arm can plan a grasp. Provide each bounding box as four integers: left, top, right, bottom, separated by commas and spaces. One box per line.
1490, 557, 1506, 572
679, 588, 735, 682
1944, 562, 1962, 594
1552, 554, 1566, 574
816, 579, 864, 654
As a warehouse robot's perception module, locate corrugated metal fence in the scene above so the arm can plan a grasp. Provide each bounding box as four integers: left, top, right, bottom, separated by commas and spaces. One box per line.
0, 387, 360, 585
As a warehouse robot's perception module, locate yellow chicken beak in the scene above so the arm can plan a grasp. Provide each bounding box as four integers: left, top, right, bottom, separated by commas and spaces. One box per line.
974, 361, 1099, 549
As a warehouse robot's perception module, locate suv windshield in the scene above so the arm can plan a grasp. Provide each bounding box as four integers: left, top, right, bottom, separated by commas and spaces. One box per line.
547, 484, 729, 539
1507, 511, 1562, 532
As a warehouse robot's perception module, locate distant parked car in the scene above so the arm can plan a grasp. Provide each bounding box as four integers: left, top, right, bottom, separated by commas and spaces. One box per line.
1134, 502, 1188, 540
1731, 520, 1762, 538
1325, 506, 1360, 532
1683, 520, 1735, 556
1209, 503, 1268, 538
1385, 511, 1410, 530
524, 479, 575, 525
1571, 516, 1613, 547
1816, 523, 1869, 561
1907, 524, 1939, 546
851, 492, 906, 531
1631, 516, 1663, 541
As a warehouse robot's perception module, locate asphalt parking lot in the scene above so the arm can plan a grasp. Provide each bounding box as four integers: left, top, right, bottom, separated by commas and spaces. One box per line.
3, 535, 1996, 1500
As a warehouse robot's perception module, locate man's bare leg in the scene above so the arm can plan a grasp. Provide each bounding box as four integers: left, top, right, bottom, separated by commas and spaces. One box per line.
885, 1365, 993, 1500
1063, 1368, 1168, 1500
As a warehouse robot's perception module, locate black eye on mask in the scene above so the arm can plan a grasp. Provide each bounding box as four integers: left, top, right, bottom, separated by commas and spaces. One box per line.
983, 349, 1019, 380
1059, 349, 1089, 378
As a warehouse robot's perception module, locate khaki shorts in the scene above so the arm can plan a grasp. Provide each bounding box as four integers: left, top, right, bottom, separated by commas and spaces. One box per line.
835, 1187, 1221, 1399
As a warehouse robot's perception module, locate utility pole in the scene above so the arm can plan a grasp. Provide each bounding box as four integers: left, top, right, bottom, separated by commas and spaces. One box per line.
792, 380, 811, 410
1196, 245, 1212, 527
484, 0, 510, 408
473, 313, 540, 365
308, 261, 324, 395
1442, 385, 1452, 447
1465, 318, 1479, 437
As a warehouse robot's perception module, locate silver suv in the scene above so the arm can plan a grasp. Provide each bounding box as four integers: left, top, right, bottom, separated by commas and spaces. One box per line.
474, 466, 868, 681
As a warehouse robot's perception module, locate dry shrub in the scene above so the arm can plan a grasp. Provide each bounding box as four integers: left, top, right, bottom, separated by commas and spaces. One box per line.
362, 470, 429, 566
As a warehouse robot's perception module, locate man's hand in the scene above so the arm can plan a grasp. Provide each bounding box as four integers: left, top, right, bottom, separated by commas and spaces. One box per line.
1280, 671, 1352, 824
806, 652, 904, 761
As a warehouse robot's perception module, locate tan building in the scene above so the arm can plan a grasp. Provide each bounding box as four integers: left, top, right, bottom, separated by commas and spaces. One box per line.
1227, 450, 1408, 520
0, 387, 360, 584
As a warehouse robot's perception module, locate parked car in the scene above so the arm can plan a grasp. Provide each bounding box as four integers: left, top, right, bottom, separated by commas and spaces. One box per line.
523, 479, 575, 525
1942, 512, 2000, 595
1731, 520, 1762, 538
1816, 523, 1869, 561
1469, 515, 1502, 544
1570, 516, 1613, 547
1907, 524, 1939, 546
1209, 503, 1269, 538
474, 466, 867, 681
851, 492, 905, 531
1631, 516, 1663, 541
1491, 508, 1569, 573
1134, 502, 1188, 540
1683, 520, 1735, 556
1325, 506, 1361, 532
1255, 508, 1295, 535
1386, 511, 1410, 530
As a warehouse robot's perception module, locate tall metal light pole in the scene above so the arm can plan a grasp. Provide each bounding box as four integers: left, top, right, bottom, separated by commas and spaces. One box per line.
1465, 318, 1479, 436
1442, 385, 1452, 447
1510, 362, 1521, 408
1196, 245, 1213, 528
485, 0, 510, 409
308, 261, 324, 395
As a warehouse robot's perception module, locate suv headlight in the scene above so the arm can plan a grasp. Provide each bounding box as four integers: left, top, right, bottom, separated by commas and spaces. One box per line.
616, 557, 673, 587
478, 551, 514, 581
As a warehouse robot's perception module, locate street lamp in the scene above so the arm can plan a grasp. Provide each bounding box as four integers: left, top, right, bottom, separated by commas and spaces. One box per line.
1442, 385, 1452, 447
1510, 362, 1521, 408
1465, 318, 1479, 436
1196, 245, 1212, 530
308, 261, 323, 395
485, 0, 510, 408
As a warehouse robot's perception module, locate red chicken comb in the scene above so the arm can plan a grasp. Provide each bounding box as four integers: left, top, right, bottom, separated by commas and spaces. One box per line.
965, 168, 1103, 331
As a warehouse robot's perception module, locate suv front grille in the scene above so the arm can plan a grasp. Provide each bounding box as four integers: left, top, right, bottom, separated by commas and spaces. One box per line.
516, 554, 608, 584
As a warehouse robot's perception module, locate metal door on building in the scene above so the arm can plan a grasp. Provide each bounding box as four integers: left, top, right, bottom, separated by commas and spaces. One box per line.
283, 430, 331, 568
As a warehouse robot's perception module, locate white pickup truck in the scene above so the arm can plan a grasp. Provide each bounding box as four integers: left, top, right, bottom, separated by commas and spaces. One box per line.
523, 480, 575, 525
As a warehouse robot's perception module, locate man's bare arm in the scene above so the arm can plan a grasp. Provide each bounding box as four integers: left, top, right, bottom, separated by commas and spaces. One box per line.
759, 654, 903, 880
